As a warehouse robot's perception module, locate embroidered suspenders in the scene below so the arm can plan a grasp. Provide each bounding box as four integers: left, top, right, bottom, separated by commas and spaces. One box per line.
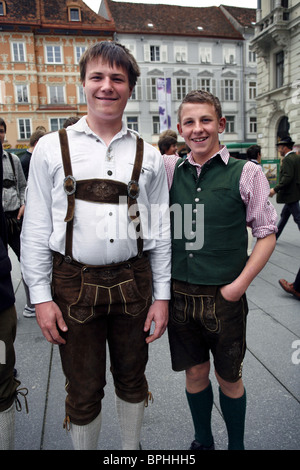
58, 128, 144, 261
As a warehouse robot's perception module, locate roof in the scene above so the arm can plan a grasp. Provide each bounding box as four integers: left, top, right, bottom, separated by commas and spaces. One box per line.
0, 0, 115, 33
220, 5, 256, 29
106, 0, 245, 40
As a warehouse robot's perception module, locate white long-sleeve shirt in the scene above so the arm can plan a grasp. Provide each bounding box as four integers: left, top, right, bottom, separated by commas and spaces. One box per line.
21, 117, 171, 304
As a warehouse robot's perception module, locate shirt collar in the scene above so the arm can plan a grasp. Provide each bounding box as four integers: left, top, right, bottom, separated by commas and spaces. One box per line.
71, 116, 131, 141
178, 145, 230, 169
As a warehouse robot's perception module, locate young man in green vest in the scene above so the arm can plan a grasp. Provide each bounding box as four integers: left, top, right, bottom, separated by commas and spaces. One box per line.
163, 90, 277, 450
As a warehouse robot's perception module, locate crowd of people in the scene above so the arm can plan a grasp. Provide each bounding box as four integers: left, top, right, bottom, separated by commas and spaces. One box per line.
1, 40, 299, 451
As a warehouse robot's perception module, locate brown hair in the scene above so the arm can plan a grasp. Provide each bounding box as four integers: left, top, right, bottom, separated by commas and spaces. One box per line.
178, 90, 223, 122
79, 41, 140, 90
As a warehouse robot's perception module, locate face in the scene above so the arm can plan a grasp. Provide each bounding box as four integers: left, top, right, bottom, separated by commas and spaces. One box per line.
277, 145, 285, 157
165, 143, 178, 155
177, 102, 226, 164
0, 125, 5, 145
83, 58, 132, 127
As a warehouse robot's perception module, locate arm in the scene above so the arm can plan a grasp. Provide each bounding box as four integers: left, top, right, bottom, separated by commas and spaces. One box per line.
222, 162, 277, 301
221, 233, 276, 301
21, 136, 68, 344
143, 150, 171, 343
270, 157, 293, 196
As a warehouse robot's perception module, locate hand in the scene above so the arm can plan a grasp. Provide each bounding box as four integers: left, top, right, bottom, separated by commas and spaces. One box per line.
269, 188, 275, 197
17, 204, 25, 219
220, 284, 242, 303
35, 301, 68, 345
144, 300, 169, 344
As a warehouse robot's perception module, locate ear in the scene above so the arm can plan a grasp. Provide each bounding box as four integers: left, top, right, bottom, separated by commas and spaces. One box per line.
177, 122, 183, 136
218, 117, 226, 134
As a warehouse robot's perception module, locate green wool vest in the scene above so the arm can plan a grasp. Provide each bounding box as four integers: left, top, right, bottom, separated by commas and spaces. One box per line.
169, 155, 248, 285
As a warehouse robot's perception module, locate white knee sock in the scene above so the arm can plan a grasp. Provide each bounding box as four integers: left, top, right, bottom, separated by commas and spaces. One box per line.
115, 395, 145, 450
0, 403, 15, 450
70, 411, 102, 450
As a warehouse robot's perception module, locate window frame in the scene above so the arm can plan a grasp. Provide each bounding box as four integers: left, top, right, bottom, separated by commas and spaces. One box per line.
126, 116, 139, 133
48, 85, 65, 104
15, 84, 29, 104
18, 118, 31, 140
45, 45, 63, 64
225, 115, 235, 134
12, 42, 26, 62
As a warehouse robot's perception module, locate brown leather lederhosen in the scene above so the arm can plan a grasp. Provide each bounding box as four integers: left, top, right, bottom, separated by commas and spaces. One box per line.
53, 129, 153, 426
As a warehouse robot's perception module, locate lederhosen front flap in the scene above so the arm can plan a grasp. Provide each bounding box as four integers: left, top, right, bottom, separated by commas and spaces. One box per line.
58, 128, 144, 260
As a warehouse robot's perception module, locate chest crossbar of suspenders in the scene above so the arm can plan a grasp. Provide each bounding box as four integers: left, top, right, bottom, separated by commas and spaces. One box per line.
58, 128, 144, 261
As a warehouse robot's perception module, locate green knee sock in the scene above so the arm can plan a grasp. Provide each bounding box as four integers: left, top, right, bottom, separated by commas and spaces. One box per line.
219, 387, 246, 450
186, 382, 214, 447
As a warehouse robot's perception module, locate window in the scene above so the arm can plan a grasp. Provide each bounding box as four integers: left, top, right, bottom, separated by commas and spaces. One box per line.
248, 48, 256, 65
77, 86, 86, 104
144, 44, 167, 62
75, 46, 86, 64
152, 116, 160, 135
221, 79, 239, 101
46, 45, 62, 64
130, 78, 142, 100
12, 42, 25, 62
50, 118, 66, 132
69, 7, 81, 21
197, 78, 211, 92
225, 116, 235, 133
199, 47, 212, 63
49, 86, 65, 104
16, 85, 29, 103
174, 46, 187, 62
0, 1, 6, 15
224, 79, 234, 100
276, 51, 284, 88
18, 118, 31, 139
249, 117, 257, 134
249, 81, 257, 100
146, 77, 158, 100
223, 47, 236, 65
127, 117, 138, 132
151, 46, 160, 62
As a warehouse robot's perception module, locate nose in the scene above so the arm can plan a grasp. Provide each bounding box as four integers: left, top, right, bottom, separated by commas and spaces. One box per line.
193, 120, 204, 133
101, 76, 113, 91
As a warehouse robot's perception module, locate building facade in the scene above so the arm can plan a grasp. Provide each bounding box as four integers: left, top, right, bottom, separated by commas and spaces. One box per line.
251, 0, 300, 160
0, 0, 115, 149
100, 0, 257, 151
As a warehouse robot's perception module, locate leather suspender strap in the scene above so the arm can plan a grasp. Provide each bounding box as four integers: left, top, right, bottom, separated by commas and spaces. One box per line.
59, 129, 75, 258
127, 137, 144, 257
58, 129, 144, 260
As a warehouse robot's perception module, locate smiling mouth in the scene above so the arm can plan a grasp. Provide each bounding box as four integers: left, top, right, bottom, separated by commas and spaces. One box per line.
192, 137, 208, 143
96, 96, 117, 101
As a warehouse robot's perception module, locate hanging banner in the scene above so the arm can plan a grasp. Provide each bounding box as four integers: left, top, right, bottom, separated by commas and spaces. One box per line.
157, 77, 171, 132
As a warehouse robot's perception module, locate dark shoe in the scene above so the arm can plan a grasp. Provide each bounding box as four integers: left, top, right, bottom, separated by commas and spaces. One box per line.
189, 439, 215, 450
279, 279, 300, 299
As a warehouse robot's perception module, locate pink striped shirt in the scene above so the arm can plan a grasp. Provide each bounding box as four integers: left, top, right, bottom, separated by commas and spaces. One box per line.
163, 146, 278, 239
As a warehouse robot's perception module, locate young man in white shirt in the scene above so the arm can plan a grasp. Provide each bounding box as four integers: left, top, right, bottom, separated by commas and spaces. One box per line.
21, 41, 171, 450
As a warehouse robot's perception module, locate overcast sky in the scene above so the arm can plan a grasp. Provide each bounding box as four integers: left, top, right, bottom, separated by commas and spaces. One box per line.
84, 0, 258, 12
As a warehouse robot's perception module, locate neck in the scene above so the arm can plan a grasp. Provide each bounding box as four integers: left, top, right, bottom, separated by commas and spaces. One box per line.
86, 116, 123, 146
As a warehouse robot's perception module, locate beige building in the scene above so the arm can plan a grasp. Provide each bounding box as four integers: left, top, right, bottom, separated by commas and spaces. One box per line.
0, 0, 115, 150
251, 0, 300, 162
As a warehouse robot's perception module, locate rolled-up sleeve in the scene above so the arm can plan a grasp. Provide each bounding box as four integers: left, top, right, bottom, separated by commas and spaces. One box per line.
240, 162, 278, 238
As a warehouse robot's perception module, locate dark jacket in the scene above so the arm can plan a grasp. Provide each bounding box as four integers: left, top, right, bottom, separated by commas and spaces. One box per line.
0, 142, 15, 312
274, 151, 300, 204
